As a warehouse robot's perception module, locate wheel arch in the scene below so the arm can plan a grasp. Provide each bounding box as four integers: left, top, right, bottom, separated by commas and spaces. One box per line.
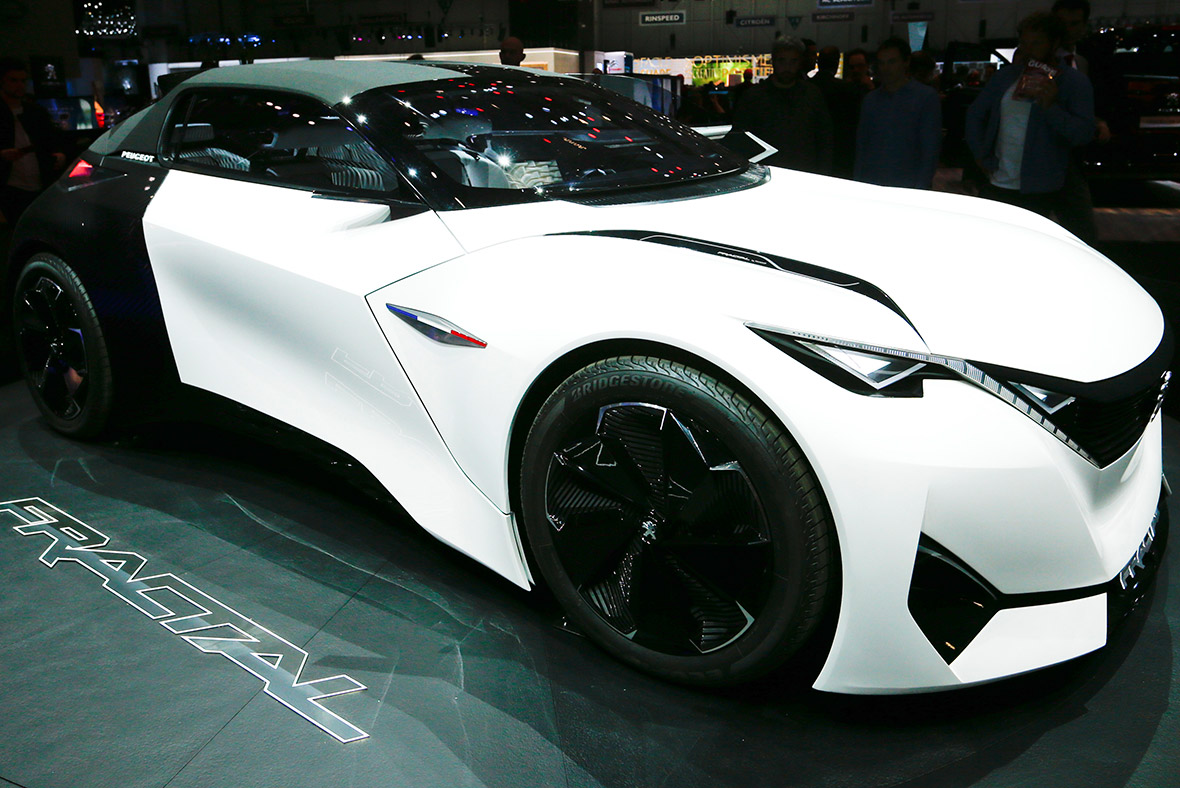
6, 235, 183, 427
506, 337, 844, 682
505, 337, 843, 584
4, 241, 63, 319
506, 338, 768, 525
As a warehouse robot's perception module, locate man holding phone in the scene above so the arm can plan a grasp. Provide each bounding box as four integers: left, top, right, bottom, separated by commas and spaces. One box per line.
965, 13, 1095, 226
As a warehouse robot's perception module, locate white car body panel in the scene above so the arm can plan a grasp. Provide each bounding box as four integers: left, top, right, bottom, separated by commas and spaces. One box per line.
370, 232, 925, 511
437, 170, 1164, 383
948, 595, 1107, 686
141, 170, 531, 588
367, 214, 1163, 694
138, 165, 1164, 695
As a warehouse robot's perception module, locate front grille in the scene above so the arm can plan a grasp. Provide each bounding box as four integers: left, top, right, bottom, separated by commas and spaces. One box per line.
1049, 373, 1168, 467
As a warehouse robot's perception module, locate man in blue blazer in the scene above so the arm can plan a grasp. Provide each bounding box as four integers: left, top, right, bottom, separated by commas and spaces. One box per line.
966, 12, 1094, 227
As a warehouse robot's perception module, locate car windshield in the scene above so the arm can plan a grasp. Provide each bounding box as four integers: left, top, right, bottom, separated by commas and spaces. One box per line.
349, 74, 747, 196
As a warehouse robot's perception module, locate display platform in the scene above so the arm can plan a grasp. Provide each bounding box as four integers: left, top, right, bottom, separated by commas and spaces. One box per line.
1, 378, 1177, 788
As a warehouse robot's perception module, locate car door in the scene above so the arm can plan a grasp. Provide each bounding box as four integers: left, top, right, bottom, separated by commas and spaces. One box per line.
141, 87, 531, 587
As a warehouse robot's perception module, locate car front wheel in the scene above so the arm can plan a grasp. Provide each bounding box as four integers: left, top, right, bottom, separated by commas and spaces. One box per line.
13, 253, 115, 438
520, 356, 835, 686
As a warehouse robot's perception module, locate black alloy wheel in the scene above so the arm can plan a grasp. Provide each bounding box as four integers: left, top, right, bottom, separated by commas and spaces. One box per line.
13, 253, 115, 438
520, 356, 835, 686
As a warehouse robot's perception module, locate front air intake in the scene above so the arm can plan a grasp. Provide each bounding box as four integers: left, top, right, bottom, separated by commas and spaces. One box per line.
907, 537, 999, 664
910, 488, 1167, 665
1045, 375, 1169, 467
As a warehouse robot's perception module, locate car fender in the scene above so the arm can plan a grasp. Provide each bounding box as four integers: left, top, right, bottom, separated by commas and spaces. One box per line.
368, 232, 925, 514
370, 232, 1165, 692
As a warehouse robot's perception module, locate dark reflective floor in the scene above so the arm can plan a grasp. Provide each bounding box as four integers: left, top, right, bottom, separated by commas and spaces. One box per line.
0, 377, 1178, 788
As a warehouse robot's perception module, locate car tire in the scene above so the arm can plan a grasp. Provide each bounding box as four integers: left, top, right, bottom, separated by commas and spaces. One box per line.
519, 355, 835, 686
12, 253, 115, 439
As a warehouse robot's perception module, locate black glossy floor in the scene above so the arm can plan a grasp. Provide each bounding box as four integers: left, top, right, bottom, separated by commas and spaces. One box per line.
0, 378, 1177, 788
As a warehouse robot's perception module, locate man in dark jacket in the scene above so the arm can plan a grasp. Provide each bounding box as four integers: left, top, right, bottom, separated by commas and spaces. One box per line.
854, 38, 942, 189
727, 38, 833, 174
965, 14, 1094, 222
1, 58, 66, 224
811, 45, 863, 178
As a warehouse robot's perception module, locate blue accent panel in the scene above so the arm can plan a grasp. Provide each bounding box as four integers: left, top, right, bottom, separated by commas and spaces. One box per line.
385, 303, 486, 348
386, 304, 419, 321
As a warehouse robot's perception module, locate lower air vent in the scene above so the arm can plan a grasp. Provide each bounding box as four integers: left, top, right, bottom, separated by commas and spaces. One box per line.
908, 537, 999, 664
910, 488, 1166, 664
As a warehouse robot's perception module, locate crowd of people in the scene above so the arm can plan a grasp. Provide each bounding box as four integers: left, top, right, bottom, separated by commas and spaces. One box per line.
0, 37, 534, 230
714, 0, 1101, 240
4, 1, 1106, 241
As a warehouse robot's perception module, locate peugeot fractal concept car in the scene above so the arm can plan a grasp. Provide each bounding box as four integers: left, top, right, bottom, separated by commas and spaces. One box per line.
4, 61, 1170, 693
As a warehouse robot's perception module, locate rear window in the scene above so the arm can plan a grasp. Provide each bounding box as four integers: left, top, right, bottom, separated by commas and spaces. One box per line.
163, 89, 402, 194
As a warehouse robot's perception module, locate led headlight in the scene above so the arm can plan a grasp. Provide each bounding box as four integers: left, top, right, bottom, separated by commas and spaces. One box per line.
749, 326, 942, 398
749, 325, 1096, 463
796, 341, 926, 391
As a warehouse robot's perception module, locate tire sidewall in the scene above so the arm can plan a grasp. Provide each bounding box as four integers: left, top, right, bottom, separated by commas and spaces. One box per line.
521, 358, 826, 685
13, 254, 114, 438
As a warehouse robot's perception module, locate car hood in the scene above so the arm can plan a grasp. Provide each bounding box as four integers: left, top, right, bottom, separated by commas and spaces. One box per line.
438, 168, 1164, 383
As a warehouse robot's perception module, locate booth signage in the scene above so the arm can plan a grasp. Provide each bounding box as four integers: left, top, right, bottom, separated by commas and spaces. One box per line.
29, 57, 66, 98
812, 11, 855, 22
736, 15, 776, 27
640, 10, 687, 25
892, 10, 935, 21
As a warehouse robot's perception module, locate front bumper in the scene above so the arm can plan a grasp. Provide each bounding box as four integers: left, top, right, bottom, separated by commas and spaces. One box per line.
906, 490, 1166, 686
741, 346, 1168, 694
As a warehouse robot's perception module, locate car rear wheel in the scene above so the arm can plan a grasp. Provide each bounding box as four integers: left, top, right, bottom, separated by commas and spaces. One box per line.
520, 356, 835, 686
13, 253, 115, 438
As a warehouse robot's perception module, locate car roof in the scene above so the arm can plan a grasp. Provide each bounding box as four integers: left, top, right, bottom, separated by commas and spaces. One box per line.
182, 60, 554, 106
91, 59, 570, 160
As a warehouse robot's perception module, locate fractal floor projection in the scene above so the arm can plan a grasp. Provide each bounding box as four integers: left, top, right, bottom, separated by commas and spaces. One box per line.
0, 380, 1177, 788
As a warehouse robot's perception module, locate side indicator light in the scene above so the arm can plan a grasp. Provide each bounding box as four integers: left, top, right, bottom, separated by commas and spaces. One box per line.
386, 304, 487, 348
68, 160, 94, 178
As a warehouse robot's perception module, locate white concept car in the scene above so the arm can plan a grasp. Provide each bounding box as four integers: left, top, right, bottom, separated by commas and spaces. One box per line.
5, 60, 1170, 693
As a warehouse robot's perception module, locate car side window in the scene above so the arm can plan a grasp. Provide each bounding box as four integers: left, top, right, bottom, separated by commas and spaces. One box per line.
165, 90, 407, 197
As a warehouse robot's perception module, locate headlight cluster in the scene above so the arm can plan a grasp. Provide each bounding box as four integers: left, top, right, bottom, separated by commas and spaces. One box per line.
749, 325, 1097, 464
